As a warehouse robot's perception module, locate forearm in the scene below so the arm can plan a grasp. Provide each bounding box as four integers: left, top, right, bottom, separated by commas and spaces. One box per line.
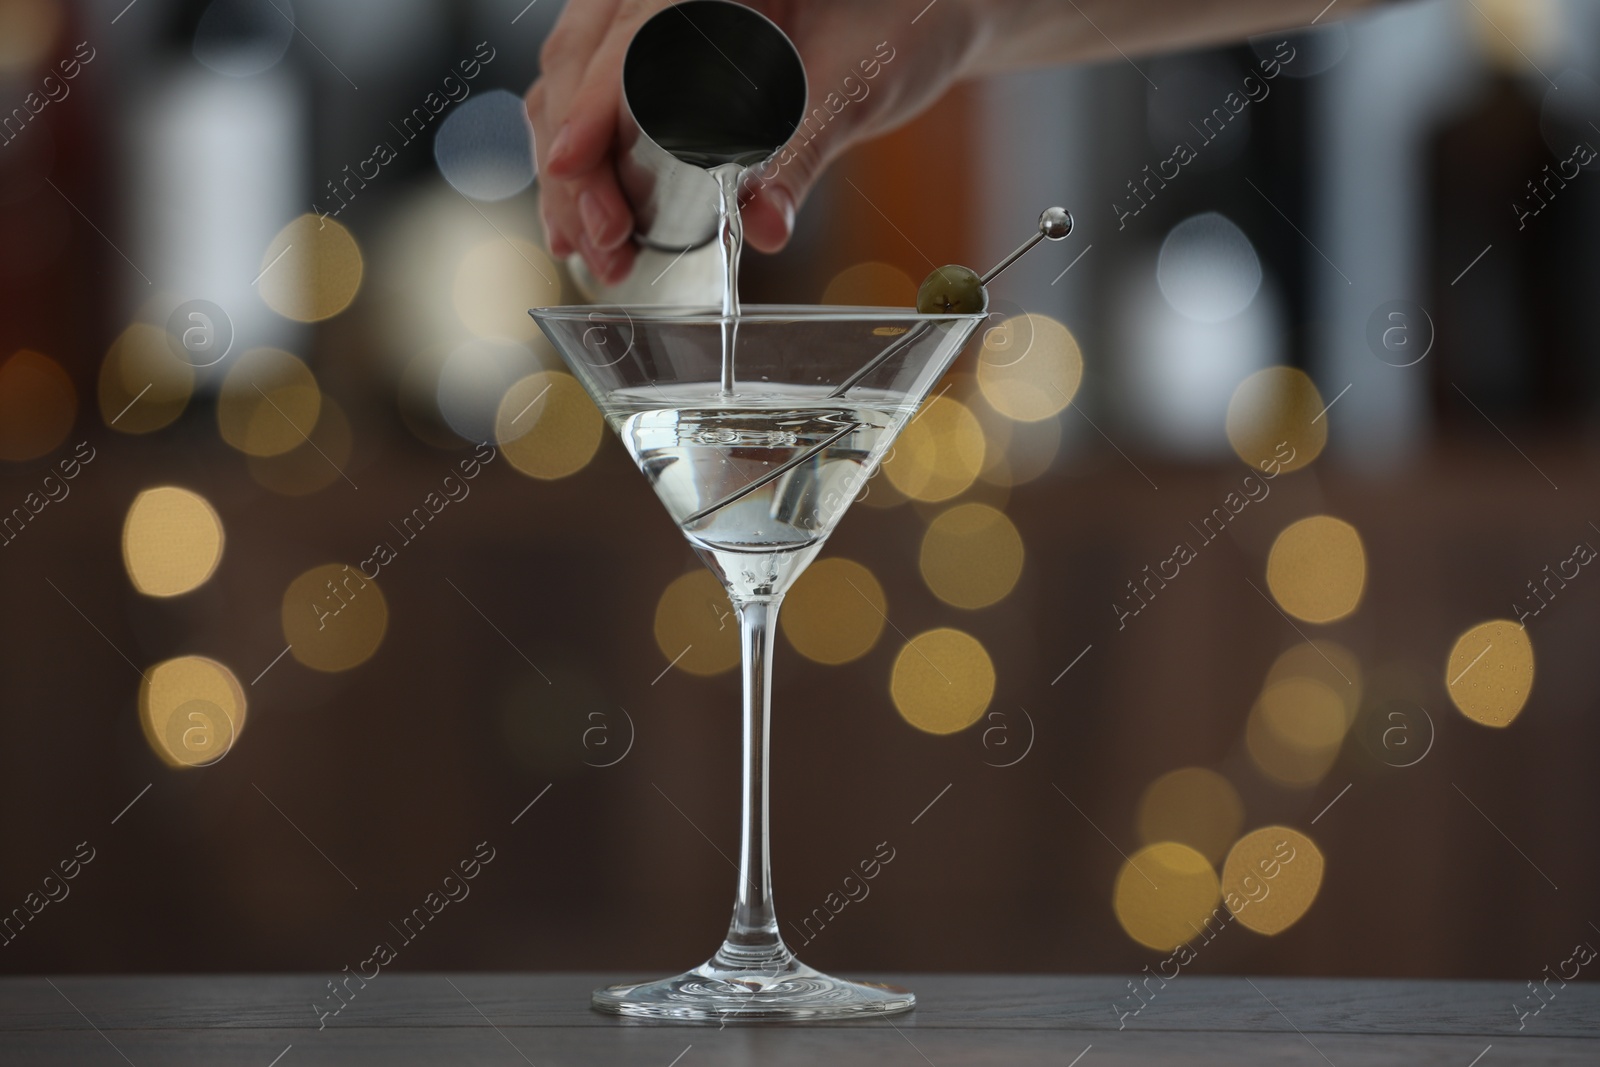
960, 0, 1384, 76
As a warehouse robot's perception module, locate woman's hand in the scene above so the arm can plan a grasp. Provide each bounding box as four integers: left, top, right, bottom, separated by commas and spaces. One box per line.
525, 0, 1373, 284
525, 0, 984, 284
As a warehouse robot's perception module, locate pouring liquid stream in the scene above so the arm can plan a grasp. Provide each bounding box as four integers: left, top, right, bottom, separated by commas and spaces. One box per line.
713, 162, 744, 397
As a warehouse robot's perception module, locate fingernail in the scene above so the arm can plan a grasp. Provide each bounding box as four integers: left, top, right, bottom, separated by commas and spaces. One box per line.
579, 190, 624, 250
547, 122, 572, 166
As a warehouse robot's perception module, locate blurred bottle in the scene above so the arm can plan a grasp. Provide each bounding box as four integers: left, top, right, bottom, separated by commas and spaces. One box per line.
1426, 1, 1600, 429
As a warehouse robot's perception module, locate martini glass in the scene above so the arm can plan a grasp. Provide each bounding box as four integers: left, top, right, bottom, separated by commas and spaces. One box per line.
530, 304, 986, 1021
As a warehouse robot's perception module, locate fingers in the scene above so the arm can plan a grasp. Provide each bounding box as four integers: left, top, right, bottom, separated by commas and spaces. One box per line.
554, 12, 651, 255
527, 0, 624, 268
739, 117, 846, 254
740, 178, 797, 255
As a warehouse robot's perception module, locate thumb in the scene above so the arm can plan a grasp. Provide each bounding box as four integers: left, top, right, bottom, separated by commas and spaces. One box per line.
739, 135, 833, 254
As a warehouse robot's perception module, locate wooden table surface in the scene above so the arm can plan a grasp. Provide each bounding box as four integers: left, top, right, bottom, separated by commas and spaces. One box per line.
3, 973, 1596, 1065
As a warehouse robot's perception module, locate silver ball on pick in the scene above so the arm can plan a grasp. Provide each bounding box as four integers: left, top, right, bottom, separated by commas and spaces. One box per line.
1038, 206, 1073, 241
914, 205, 1077, 314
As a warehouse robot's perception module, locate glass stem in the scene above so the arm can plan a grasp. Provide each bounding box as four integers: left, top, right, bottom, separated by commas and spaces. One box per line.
713, 596, 793, 973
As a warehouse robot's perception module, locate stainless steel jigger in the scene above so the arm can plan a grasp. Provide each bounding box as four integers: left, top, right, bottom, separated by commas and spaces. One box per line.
565, 0, 807, 304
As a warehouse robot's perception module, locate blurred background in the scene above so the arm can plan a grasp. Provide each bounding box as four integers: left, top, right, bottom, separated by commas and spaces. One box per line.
2, 0, 1598, 983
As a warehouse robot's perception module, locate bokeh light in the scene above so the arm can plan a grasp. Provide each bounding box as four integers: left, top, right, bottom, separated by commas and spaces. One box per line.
258, 214, 364, 323
976, 313, 1083, 422
1157, 212, 1262, 322
919, 502, 1024, 609
820, 261, 917, 306
1256, 677, 1348, 753
438, 337, 537, 443
890, 627, 994, 734
248, 396, 353, 495
1266, 641, 1362, 724
1466, 0, 1558, 72
495, 371, 604, 480
653, 569, 739, 677
98, 323, 194, 434
882, 394, 985, 502
453, 237, 560, 341
1446, 619, 1534, 727
139, 655, 246, 769
1225, 366, 1327, 473
1137, 768, 1244, 865
0, 350, 75, 461
1246, 678, 1347, 787
0, 0, 62, 75
282, 563, 389, 672
122, 487, 225, 597
218, 347, 322, 457
397, 346, 467, 449
779, 557, 886, 665
1266, 516, 1366, 624
193, 0, 296, 78
434, 89, 538, 202
978, 409, 1061, 488
1113, 842, 1220, 952
1222, 826, 1324, 935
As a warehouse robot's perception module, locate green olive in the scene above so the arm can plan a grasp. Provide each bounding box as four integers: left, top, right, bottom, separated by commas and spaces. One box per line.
917, 264, 988, 314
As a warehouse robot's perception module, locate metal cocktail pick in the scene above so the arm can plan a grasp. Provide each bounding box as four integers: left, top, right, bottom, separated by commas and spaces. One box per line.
826, 206, 1074, 398
679, 208, 1076, 526
983, 206, 1075, 283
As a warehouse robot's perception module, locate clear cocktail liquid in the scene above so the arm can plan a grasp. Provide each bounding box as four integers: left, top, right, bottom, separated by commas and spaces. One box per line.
601, 384, 910, 599
592, 163, 912, 597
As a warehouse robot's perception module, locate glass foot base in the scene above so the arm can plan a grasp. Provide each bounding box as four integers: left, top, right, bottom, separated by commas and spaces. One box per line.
592, 958, 914, 1022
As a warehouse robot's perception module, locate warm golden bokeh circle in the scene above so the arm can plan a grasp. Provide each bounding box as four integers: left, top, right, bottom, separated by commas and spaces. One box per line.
1222, 826, 1324, 935
978, 407, 1062, 488
976, 313, 1083, 422
247, 396, 353, 496
0, 350, 75, 461
1446, 619, 1534, 727
454, 238, 561, 341
139, 655, 247, 769
1266, 516, 1366, 623
1225, 366, 1326, 473
1246, 672, 1350, 788
890, 627, 995, 734
496, 372, 605, 480
98, 323, 194, 434
258, 214, 364, 322
882, 394, 985, 502
218, 348, 323, 457
820, 261, 918, 306
282, 563, 389, 673
1136, 768, 1245, 865
780, 557, 887, 665
1112, 842, 1221, 952
1257, 677, 1348, 753
919, 502, 1024, 609
121, 487, 225, 597
653, 569, 740, 677
1266, 641, 1362, 725
1245, 708, 1342, 787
